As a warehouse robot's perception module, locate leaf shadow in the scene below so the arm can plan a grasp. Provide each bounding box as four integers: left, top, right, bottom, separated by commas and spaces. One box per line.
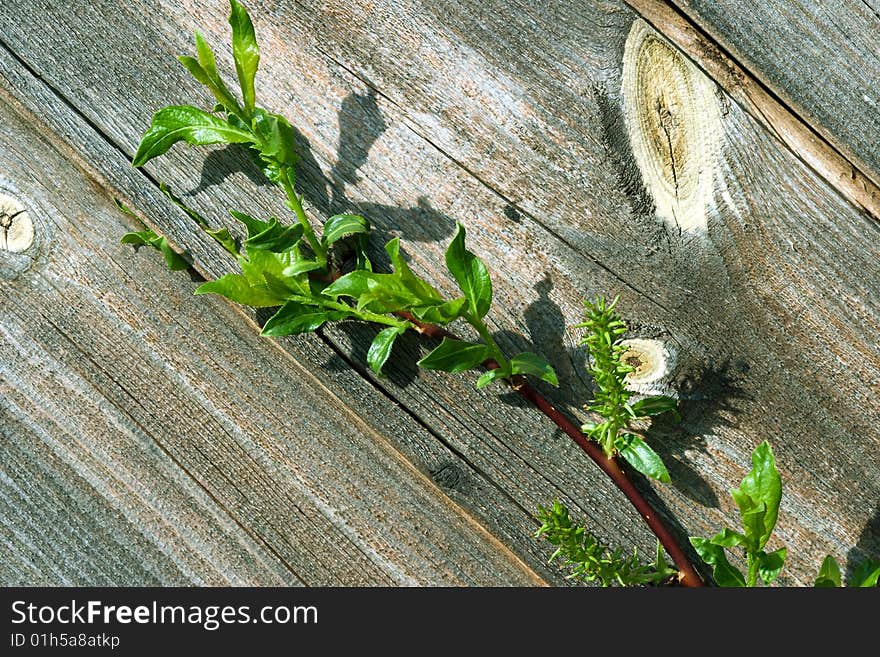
846, 505, 880, 582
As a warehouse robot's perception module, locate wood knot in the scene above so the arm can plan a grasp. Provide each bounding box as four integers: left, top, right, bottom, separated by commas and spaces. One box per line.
621, 19, 722, 233
0, 192, 34, 253
620, 338, 677, 396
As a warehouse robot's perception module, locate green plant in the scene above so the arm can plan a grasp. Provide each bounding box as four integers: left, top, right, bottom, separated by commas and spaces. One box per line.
121, 0, 709, 587
575, 296, 678, 482
124, 0, 557, 387
814, 555, 880, 587
689, 440, 787, 586
535, 499, 677, 586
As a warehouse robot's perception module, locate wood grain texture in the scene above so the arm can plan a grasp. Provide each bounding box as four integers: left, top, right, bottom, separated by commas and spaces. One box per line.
0, 0, 878, 586
0, 85, 542, 586
623, 0, 880, 225
665, 0, 880, 189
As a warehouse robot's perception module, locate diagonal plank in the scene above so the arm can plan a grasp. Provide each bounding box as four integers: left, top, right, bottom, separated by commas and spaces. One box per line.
664, 0, 880, 190
0, 0, 878, 585
0, 86, 542, 586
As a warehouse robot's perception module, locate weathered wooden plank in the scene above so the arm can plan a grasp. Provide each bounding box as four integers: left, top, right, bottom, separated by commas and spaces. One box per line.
0, 88, 542, 586
622, 0, 880, 225
1, 0, 878, 585
663, 0, 880, 189
0, 1, 665, 585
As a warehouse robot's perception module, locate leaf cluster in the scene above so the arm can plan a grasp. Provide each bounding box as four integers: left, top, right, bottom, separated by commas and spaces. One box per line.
689, 441, 787, 586
121, 0, 557, 390
535, 500, 677, 587
575, 296, 677, 482
814, 555, 880, 587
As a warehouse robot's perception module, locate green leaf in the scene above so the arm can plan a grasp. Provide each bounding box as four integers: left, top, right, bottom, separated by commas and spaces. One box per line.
181, 31, 242, 115
323, 270, 422, 314
814, 555, 842, 587
251, 109, 297, 168
476, 366, 510, 390
229, 0, 259, 114
758, 547, 787, 585
133, 106, 252, 167
230, 209, 269, 238
417, 338, 490, 373
509, 352, 559, 386
630, 395, 680, 420
410, 297, 468, 325
385, 238, 442, 303
245, 218, 303, 252
708, 528, 747, 548
159, 182, 239, 256
616, 433, 670, 483
689, 537, 746, 587
322, 214, 370, 246
121, 230, 189, 271
731, 441, 782, 550
850, 559, 880, 587
367, 325, 407, 376
194, 273, 283, 307
445, 223, 492, 318
261, 301, 350, 336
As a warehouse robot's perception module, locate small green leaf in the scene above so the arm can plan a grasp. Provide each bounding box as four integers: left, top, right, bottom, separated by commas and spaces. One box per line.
757, 547, 787, 585
251, 109, 297, 168
229, 0, 260, 114
322, 214, 370, 246
194, 273, 283, 307
385, 238, 442, 303
445, 223, 492, 318
850, 559, 880, 587
417, 338, 490, 373
184, 31, 242, 115
411, 297, 468, 325
731, 440, 782, 550
509, 352, 559, 386
616, 433, 670, 483
159, 183, 239, 256
708, 528, 747, 548
121, 230, 189, 271
133, 106, 252, 167
476, 366, 510, 389
689, 537, 746, 587
630, 395, 680, 420
261, 301, 350, 336
246, 218, 304, 253
367, 325, 407, 376
230, 209, 269, 238
814, 555, 842, 587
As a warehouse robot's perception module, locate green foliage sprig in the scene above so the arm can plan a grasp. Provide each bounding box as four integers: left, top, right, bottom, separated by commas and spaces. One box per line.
814, 555, 880, 587
535, 499, 677, 586
690, 440, 787, 587
122, 0, 557, 389
575, 296, 677, 482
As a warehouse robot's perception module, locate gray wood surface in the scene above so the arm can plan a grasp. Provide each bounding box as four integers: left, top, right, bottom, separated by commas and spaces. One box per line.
666, 0, 880, 188
0, 83, 541, 586
1, 0, 878, 586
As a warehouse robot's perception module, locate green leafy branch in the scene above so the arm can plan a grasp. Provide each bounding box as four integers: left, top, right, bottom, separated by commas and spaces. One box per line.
689, 441, 787, 586
124, 0, 557, 388
121, 0, 713, 586
814, 555, 880, 587
535, 500, 677, 586
576, 296, 678, 483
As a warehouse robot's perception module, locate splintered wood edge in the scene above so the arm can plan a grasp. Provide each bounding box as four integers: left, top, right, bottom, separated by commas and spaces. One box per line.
623, 0, 880, 223
621, 19, 722, 234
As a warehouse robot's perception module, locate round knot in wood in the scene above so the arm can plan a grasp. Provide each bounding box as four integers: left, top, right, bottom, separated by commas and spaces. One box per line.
0, 192, 34, 253
621, 20, 722, 233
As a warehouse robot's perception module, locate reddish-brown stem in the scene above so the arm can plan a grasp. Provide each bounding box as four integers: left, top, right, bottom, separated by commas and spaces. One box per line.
398, 311, 704, 587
